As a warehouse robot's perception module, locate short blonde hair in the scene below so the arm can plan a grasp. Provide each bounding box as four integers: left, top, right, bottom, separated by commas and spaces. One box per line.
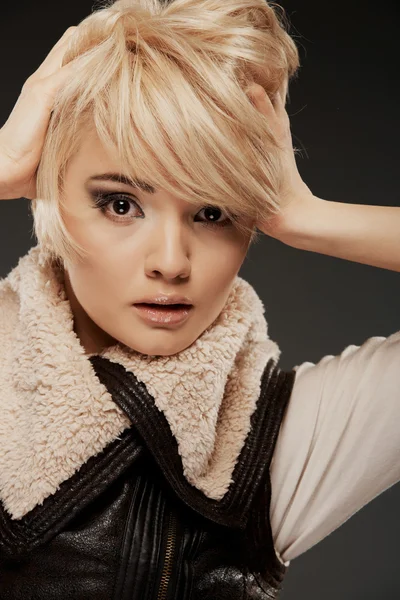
32, 0, 300, 266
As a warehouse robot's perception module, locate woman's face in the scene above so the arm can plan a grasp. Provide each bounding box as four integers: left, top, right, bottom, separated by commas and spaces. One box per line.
61, 129, 253, 357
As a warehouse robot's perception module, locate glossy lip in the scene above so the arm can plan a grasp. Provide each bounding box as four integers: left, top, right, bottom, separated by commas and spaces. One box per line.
133, 304, 193, 326
133, 293, 193, 306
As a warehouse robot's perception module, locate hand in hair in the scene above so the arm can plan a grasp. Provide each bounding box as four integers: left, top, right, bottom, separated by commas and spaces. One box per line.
0, 27, 78, 201
246, 80, 313, 241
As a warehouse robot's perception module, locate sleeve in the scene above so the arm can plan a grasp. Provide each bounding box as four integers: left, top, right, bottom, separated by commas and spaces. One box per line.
269, 330, 400, 565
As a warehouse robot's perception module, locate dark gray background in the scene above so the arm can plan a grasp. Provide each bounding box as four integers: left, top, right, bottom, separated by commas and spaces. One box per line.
1, 1, 399, 598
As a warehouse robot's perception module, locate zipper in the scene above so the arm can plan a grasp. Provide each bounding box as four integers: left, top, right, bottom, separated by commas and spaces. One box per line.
157, 510, 178, 600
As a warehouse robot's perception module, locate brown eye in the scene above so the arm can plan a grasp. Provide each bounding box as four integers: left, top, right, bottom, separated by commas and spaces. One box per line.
196, 206, 232, 229
91, 191, 233, 229
91, 192, 141, 222
110, 198, 134, 215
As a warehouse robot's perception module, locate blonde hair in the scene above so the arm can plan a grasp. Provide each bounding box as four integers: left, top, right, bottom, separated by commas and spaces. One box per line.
32, 0, 300, 266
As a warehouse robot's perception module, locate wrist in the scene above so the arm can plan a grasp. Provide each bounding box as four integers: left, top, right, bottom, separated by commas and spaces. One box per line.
279, 193, 323, 248
263, 192, 320, 247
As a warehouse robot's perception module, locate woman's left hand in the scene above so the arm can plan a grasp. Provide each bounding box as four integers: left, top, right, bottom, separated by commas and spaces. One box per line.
246, 80, 314, 241
246, 82, 400, 272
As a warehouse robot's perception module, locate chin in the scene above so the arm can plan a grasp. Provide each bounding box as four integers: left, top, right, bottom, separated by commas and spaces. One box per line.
121, 333, 197, 357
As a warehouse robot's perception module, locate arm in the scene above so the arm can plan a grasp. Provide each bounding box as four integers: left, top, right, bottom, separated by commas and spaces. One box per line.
0, 152, 18, 200
246, 84, 400, 563
0, 27, 78, 201
271, 194, 400, 273
270, 329, 400, 563
0, 157, 8, 199
267, 195, 400, 562
246, 81, 400, 273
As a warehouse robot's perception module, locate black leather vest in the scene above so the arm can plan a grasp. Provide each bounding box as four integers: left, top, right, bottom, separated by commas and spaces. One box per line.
0, 356, 295, 599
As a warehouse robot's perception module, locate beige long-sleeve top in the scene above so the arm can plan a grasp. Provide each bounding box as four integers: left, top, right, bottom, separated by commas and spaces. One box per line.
270, 329, 400, 565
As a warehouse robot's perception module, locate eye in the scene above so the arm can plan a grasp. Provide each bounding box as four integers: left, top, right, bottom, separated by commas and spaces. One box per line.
195, 206, 232, 229
90, 191, 233, 229
91, 192, 141, 222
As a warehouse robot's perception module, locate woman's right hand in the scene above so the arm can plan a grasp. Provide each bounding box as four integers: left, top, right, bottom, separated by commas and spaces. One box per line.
0, 26, 78, 200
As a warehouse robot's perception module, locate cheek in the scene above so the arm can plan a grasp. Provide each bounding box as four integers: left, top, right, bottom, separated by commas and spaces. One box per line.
61, 196, 120, 255
206, 252, 242, 288
200, 241, 248, 303
223, 234, 250, 273
66, 254, 128, 309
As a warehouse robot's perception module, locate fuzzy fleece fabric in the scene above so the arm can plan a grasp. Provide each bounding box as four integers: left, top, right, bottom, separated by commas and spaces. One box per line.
0, 244, 281, 521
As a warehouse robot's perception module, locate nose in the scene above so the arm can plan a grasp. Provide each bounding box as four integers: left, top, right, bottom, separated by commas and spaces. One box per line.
144, 219, 191, 281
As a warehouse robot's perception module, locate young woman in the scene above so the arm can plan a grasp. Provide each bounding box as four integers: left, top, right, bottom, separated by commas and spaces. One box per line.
0, 1, 399, 598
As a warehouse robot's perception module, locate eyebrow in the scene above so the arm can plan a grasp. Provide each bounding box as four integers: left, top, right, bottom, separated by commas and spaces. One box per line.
87, 173, 156, 193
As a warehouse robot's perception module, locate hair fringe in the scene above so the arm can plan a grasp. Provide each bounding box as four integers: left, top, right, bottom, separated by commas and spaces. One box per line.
32, 0, 300, 265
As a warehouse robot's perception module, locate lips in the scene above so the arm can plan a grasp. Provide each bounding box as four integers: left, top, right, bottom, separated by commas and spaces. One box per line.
135, 303, 190, 309
133, 303, 193, 325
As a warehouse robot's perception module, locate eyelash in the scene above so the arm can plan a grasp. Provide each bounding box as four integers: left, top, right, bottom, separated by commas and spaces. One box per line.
90, 192, 233, 229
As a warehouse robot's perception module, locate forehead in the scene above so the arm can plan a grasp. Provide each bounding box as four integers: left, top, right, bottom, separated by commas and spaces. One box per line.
67, 129, 155, 192
66, 129, 117, 179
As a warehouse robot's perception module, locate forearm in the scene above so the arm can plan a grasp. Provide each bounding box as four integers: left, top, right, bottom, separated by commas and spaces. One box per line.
279, 194, 400, 273
0, 150, 14, 200
0, 153, 8, 199
0, 149, 21, 200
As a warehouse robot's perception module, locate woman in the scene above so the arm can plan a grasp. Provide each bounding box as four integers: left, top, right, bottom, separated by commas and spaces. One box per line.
0, 0, 399, 598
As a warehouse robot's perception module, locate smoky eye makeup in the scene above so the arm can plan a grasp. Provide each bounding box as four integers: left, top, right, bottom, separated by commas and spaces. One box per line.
86, 182, 139, 205
86, 188, 141, 221
89, 188, 137, 206
85, 184, 238, 229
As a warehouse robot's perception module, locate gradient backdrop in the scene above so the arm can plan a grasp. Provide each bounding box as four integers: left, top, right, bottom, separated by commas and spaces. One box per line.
0, 1, 399, 598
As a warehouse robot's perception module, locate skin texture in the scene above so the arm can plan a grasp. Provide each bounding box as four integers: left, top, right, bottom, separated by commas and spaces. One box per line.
61, 129, 253, 357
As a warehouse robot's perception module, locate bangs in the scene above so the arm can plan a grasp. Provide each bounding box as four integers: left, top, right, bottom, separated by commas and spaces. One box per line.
33, 0, 299, 263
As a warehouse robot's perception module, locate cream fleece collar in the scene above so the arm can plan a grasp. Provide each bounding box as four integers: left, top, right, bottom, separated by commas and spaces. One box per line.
0, 245, 280, 521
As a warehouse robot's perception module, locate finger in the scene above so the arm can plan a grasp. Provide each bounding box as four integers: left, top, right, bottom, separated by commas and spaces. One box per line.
275, 77, 289, 109
35, 60, 80, 110
3, 58, 79, 150
37, 27, 77, 72
271, 83, 290, 125
34, 27, 77, 79
46, 26, 78, 55
246, 83, 276, 121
